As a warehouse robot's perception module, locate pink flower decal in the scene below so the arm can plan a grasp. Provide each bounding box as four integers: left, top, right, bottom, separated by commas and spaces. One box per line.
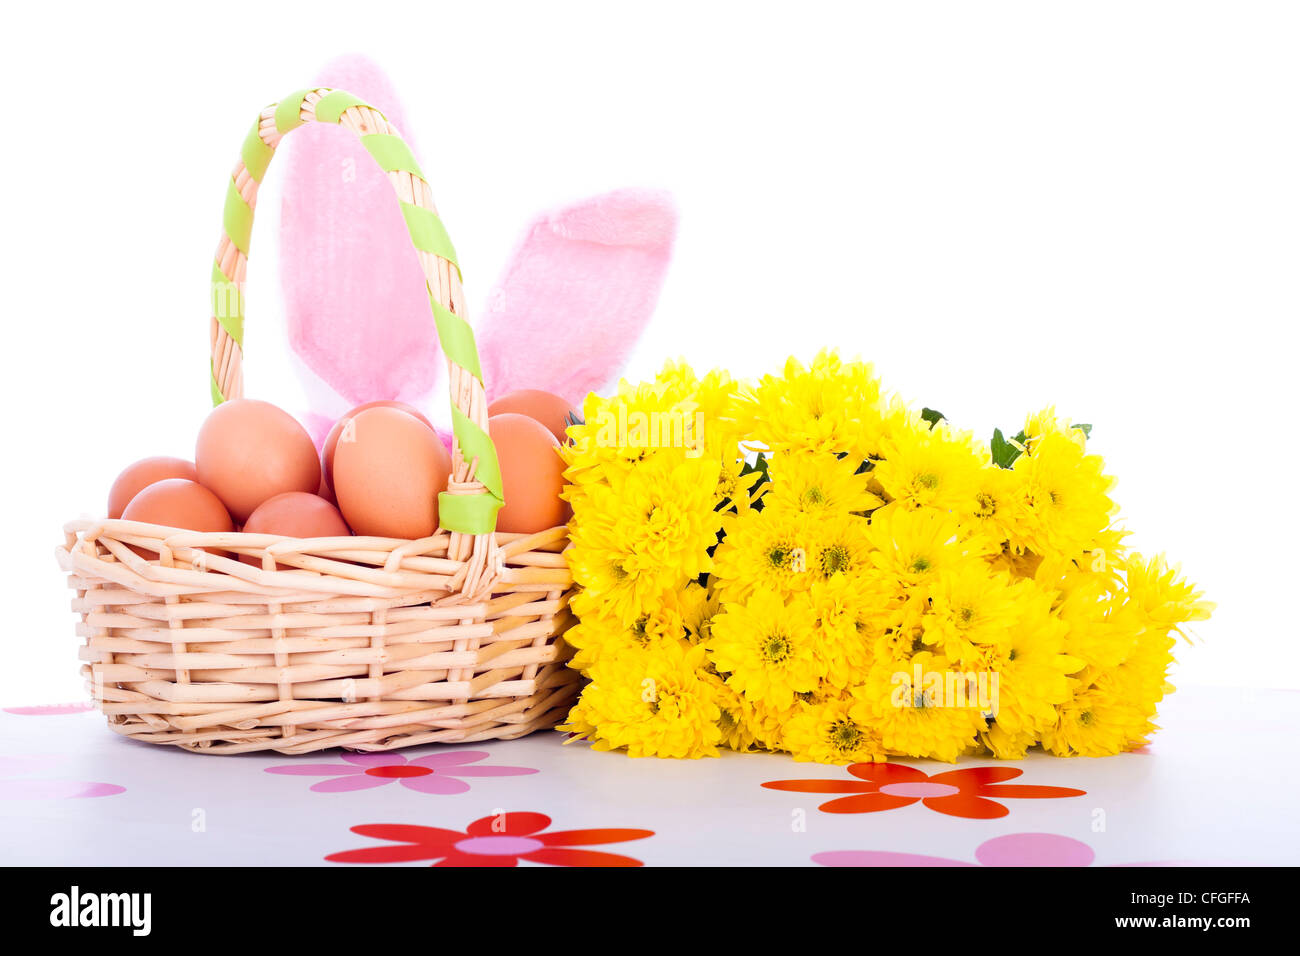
763, 762, 1085, 819
814, 833, 1209, 868
3, 703, 94, 716
0, 754, 124, 800
327, 811, 654, 867
265, 749, 537, 795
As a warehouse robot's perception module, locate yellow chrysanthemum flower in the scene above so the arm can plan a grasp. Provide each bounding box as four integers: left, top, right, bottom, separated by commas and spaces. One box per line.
808, 573, 892, 688
710, 507, 814, 602
807, 513, 875, 582
566, 454, 724, 625
853, 653, 988, 762
707, 591, 823, 709
1012, 431, 1118, 556
1123, 552, 1214, 640
781, 698, 885, 765
567, 584, 709, 671
561, 642, 722, 759
874, 421, 987, 513
1022, 406, 1088, 454
713, 679, 788, 752
985, 586, 1082, 748
1040, 561, 1141, 671
981, 723, 1040, 760
963, 464, 1024, 547
866, 504, 991, 590
920, 564, 1024, 665
763, 450, 882, 517
1040, 679, 1152, 757
741, 350, 888, 459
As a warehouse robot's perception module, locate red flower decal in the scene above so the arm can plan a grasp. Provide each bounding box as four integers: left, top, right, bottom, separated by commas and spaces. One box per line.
763, 762, 1085, 819
326, 811, 654, 867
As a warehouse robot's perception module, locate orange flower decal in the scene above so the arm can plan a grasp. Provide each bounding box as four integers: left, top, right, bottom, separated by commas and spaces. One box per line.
763, 762, 1085, 818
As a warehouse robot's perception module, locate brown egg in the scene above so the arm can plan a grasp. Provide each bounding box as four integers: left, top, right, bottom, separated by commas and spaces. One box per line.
317, 477, 336, 505
121, 479, 234, 558
239, 492, 351, 567
320, 400, 435, 499
488, 389, 576, 444
108, 456, 199, 519
195, 399, 321, 522
489, 413, 571, 534
333, 406, 451, 538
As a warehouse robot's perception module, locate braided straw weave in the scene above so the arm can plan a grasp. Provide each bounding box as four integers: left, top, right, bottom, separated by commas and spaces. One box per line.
55, 89, 580, 754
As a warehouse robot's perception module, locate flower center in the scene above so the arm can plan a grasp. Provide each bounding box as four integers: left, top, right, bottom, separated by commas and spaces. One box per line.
975, 492, 997, 516
958, 606, 976, 626
820, 544, 851, 576
909, 556, 931, 574
453, 836, 545, 857
803, 486, 826, 506
828, 720, 862, 751
365, 765, 433, 778
762, 633, 791, 663
879, 782, 961, 799
917, 473, 939, 490
766, 545, 791, 570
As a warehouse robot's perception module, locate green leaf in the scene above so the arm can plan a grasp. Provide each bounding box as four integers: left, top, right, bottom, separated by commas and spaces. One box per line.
921, 407, 946, 428
1073, 423, 1092, 438
991, 428, 1024, 469
739, 452, 770, 479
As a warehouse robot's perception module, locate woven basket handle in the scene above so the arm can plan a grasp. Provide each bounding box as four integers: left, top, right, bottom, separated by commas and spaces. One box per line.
209, 88, 504, 540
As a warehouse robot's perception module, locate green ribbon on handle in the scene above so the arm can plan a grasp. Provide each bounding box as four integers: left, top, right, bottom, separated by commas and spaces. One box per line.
210, 87, 503, 535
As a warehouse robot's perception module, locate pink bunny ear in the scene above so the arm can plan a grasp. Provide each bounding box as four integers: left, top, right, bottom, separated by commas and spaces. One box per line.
280, 54, 441, 435
475, 188, 678, 405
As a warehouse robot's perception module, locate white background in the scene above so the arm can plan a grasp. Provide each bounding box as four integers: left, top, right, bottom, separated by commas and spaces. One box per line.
1, 1, 1295, 704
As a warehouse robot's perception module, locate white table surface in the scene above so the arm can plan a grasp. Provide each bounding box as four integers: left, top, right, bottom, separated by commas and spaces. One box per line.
1, 685, 1295, 867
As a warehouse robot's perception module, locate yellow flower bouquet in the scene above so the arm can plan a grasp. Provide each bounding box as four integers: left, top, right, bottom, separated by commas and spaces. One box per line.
558, 352, 1211, 764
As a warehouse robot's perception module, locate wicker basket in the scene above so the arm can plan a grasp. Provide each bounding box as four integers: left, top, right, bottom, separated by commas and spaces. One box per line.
55, 88, 580, 755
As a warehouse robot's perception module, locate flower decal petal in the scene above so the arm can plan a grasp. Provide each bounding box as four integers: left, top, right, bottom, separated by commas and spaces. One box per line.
466, 812, 551, 838
847, 762, 929, 784
0, 754, 125, 800
353, 823, 464, 844
761, 779, 869, 795
264, 763, 364, 777
921, 793, 1009, 819
537, 827, 656, 848
311, 774, 391, 794
524, 847, 645, 867
326, 824, 462, 864
409, 751, 491, 769
398, 773, 471, 796
821, 792, 917, 814
974, 833, 1095, 867
339, 752, 401, 767
3, 703, 94, 716
980, 783, 1087, 799
328, 814, 654, 867
0, 780, 125, 800
929, 766, 1023, 786
450, 765, 539, 778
